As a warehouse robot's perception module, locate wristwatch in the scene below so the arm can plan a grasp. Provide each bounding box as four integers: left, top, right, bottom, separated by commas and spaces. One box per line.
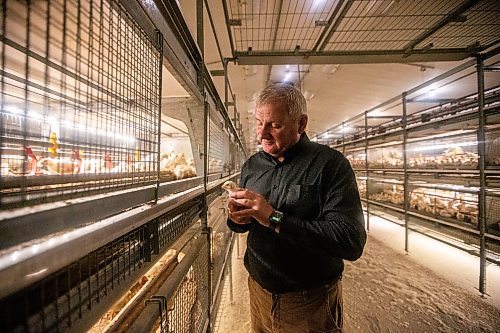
268, 210, 284, 231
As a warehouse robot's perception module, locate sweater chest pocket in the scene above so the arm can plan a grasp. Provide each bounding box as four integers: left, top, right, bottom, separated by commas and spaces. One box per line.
285, 185, 320, 218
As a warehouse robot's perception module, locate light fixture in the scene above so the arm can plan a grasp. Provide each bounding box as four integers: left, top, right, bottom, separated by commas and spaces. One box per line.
342, 125, 352, 132
407, 141, 477, 152
4, 105, 22, 114
367, 108, 381, 116
283, 72, 293, 82
311, 0, 326, 11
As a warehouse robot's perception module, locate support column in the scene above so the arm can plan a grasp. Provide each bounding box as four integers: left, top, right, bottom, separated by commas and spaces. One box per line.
476, 55, 487, 296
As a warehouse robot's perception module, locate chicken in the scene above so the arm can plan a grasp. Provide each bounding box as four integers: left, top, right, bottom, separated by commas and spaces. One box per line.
37, 158, 79, 175
222, 180, 240, 193
173, 164, 196, 179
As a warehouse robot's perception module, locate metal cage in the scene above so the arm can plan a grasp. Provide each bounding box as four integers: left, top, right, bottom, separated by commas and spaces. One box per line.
0, 196, 203, 332
0, 0, 161, 209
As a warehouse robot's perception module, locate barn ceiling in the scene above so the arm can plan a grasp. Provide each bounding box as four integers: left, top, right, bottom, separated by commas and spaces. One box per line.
175, 0, 500, 153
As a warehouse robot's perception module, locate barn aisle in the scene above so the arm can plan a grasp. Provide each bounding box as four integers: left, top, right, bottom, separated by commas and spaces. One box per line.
214, 218, 500, 333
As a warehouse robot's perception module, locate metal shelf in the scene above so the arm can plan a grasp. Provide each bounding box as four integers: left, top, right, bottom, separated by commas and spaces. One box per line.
364, 198, 500, 242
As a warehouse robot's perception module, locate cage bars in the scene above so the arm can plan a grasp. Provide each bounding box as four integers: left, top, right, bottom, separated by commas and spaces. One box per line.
0, 0, 161, 208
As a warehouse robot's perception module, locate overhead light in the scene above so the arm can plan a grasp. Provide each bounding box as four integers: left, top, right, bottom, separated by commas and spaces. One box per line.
322, 64, 340, 74
418, 82, 445, 99
4, 105, 22, 114
342, 124, 352, 132
312, 0, 326, 11
407, 141, 477, 152
368, 108, 381, 116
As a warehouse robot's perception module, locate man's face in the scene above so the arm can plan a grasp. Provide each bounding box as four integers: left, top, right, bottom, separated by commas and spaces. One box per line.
255, 102, 307, 158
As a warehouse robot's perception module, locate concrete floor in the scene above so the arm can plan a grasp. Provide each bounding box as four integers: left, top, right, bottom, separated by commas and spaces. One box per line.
213, 217, 500, 333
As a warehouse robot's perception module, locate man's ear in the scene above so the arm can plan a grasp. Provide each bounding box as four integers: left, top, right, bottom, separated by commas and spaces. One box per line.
298, 114, 308, 134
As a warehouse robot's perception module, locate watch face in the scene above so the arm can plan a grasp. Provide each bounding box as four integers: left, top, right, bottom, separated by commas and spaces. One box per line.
269, 210, 284, 224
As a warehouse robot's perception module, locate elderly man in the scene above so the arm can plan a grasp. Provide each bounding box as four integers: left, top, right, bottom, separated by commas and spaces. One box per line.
227, 83, 366, 332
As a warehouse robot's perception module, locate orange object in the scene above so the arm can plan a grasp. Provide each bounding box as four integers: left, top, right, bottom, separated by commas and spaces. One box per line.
23, 147, 38, 175
48, 132, 58, 157
135, 145, 140, 162
104, 153, 112, 169
71, 150, 82, 174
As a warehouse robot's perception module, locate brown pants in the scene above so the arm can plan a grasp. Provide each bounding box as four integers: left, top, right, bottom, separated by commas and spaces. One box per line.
248, 276, 343, 333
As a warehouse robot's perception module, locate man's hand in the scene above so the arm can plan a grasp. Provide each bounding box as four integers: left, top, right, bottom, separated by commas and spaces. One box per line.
223, 181, 252, 225
228, 189, 274, 227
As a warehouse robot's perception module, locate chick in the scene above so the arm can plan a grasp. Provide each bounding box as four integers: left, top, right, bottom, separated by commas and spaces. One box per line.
222, 180, 240, 193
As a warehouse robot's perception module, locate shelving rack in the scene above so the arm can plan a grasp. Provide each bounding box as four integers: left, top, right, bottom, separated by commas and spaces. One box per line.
317, 48, 500, 295
0, 0, 245, 332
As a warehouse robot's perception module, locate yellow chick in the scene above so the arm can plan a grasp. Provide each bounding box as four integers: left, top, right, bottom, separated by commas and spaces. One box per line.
222, 180, 240, 193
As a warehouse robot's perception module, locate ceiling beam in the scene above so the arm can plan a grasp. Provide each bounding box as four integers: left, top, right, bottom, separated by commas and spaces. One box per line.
265, 0, 284, 86
234, 48, 481, 65
221, 0, 236, 56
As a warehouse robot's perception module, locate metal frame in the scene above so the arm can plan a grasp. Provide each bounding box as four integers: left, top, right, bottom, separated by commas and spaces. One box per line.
223, 0, 498, 65
0, 0, 246, 332
318, 48, 500, 296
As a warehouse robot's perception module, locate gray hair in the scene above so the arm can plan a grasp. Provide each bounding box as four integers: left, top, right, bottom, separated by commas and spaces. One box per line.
256, 83, 307, 121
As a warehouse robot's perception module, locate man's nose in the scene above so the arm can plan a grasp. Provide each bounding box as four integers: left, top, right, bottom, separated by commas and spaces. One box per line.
257, 126, 268, 138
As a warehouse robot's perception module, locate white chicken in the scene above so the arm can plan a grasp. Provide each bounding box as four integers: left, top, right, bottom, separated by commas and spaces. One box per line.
159, 151, 197, 180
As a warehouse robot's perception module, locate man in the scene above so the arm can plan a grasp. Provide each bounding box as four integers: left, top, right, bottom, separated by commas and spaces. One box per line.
227, 83, 366, 332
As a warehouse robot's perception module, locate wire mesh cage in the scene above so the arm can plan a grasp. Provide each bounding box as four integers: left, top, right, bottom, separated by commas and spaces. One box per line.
408, 184, 478, 227
208, 110, 229, 175
0, 225, 148, 332
486, 193, 500, 233
158, 199, 202, 251
209, 197, 232, 302
367, 144, 403, 169
165, 242, 209, 333
345, 149, 366, 169
485, 130, 500, 167
406, 132, 479, 170
355, 175, 367, 199
486, 192, 500, 256
0, 0, 161, 209
368, 178, 404, 208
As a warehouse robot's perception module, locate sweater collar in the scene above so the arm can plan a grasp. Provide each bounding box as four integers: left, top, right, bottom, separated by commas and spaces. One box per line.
265, 132, 310, 164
